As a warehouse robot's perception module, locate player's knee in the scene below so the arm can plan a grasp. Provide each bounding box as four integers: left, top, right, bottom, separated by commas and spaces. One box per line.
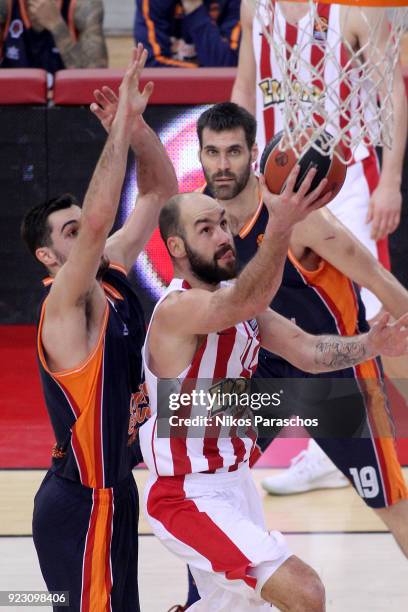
261, 558, 325, 611
298, 575, 326, 611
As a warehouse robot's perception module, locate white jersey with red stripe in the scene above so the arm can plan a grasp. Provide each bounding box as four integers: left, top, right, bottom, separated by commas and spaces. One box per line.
139, 278, 261, 477
253, 2, 373, 163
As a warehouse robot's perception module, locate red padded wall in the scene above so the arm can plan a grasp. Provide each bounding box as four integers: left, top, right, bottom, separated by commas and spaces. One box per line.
0, 69, 48, 104
53, 68, 237, 105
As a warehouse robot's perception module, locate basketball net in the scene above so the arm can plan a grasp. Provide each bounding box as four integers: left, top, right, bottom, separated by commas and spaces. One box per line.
253, 0, 408, 163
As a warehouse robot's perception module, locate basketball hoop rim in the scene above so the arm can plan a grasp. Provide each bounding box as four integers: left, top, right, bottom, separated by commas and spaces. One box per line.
285, 0, 408, 7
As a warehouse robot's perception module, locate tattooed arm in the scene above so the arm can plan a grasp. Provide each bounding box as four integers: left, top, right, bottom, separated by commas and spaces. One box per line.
314, 337, 370, 371
257, 310, 408, 374
27, 0, 107, 68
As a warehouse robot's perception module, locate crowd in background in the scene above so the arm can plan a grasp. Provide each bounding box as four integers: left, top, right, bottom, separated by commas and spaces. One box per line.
0, 0, 241, 72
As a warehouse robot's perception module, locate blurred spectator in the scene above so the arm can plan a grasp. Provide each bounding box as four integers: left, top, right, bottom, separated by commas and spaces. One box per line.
0, 0, 108, 73
134, 0, 240, 67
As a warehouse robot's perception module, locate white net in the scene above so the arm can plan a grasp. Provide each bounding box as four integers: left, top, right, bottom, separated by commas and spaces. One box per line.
254, 0, 408, 163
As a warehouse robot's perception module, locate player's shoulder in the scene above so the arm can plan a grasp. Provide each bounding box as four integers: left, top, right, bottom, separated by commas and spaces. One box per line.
104, 262, 128, 282
160, 286, 207, 307
151, 289, 185, 331
155, 285, 212, 322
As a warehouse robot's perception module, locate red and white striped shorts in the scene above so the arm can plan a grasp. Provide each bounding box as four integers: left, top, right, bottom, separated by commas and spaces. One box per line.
144, 463, 292, 610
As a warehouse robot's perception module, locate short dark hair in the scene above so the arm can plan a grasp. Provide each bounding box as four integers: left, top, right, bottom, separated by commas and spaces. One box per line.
21, 193, 80, 258
197, 102, 257, 150
159, 194, 186, 256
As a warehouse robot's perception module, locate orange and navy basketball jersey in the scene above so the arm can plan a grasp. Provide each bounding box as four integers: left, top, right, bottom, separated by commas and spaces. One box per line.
0, 0, 77, 73
232, 200, 372, 378
235, 202, 407, 509
37, 264, 149, 488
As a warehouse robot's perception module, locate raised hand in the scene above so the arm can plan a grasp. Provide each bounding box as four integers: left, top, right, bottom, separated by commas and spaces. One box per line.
261, 165, 333, 234
367, 312, 408, 358
91, 86, 118, 133
110, 44, 154, 129
366, 183, 402, 240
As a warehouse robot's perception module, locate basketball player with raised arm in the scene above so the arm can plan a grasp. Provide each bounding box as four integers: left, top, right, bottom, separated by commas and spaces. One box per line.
232, 0, 408, 492
21, 46, 177, 611
139, 171, 408, 609
200, 100, 408, 539
174, 101, 408, 612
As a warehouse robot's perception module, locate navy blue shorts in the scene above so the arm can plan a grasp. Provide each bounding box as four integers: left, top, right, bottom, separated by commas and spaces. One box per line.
254, 356, 407, 510
33, 470, 140, 611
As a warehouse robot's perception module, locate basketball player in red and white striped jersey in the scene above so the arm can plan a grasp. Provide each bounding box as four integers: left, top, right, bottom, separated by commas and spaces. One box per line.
139, 175, 408, 610
232, 0, 408, 492
233, 0, 407, 319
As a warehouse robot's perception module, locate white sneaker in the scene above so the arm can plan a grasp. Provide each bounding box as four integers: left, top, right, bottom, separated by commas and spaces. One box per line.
261, 449, 350, 495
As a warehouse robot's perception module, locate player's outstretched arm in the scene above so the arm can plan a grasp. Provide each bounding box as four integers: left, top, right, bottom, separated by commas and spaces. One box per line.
91, 46, 178, 271
231, 0, 256, 114
106, 120, 178, 271
156, 168, 332, 336
257, 309, 408, 373
47, 50, 148, 312
291, 207, 408, 319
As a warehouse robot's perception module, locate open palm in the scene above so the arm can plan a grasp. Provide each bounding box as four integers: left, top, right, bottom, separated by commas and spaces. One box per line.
91, 44, 153, 132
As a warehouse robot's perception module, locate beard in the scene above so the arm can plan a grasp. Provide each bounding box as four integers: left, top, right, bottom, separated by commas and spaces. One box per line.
204, 159, 252, 201
184, 240, 237, 285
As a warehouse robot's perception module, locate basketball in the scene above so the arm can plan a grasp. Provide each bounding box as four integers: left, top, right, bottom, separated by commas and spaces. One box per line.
259, 128, 347, 205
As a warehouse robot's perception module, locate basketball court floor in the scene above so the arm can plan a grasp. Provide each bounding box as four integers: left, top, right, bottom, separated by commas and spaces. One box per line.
1, 467, 407, 611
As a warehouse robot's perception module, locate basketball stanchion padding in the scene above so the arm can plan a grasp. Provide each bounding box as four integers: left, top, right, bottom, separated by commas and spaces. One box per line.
0, 69, 47, 104
260, 129, 347, 204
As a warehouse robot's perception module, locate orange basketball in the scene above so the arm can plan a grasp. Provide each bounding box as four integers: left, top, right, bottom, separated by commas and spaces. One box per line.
260, 129, 347, 205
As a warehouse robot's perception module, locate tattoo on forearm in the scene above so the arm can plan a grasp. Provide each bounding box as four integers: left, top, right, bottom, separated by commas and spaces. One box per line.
315, 337, 367, 370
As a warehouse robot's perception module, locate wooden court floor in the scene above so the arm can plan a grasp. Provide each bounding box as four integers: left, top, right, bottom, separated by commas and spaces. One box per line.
1, 467, 407, 611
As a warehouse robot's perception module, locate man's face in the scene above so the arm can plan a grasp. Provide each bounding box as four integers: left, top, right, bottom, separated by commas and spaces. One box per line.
180, 195, 238, 284
45, 205, 108, 278
200, 127, 254, 200
46, 205, 81, 266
